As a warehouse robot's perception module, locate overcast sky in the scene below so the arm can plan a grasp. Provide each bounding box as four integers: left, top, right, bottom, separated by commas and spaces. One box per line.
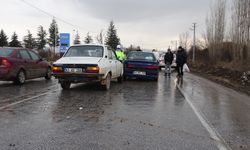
0, 0, 212, 50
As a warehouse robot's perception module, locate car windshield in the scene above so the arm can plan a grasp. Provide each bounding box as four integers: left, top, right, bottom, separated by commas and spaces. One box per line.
127, 52, 156, 61
0, 48, 14, 57
64, 46, 103, 57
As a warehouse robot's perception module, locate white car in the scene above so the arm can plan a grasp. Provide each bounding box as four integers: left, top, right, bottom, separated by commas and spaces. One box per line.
158, 54, 165, 70
52, 44, 123, 90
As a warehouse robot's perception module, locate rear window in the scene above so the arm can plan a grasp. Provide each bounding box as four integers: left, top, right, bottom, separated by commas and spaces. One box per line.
64, 46, 103, 57
127, 52, 156, 61
0, 48, 14, 57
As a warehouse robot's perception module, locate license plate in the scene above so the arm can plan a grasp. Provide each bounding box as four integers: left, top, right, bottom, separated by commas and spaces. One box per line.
133, 71, 146, 76
64, 68, 83, 73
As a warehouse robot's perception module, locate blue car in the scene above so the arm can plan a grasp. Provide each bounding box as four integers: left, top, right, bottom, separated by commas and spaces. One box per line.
123, 51, 159, 81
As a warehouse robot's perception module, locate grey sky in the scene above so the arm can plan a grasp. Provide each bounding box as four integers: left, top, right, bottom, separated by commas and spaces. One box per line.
0, 0, 212, 50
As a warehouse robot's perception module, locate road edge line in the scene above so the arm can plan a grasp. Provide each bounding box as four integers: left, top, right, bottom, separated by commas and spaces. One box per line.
0, 89, 59, 110
177, 84, 232, 150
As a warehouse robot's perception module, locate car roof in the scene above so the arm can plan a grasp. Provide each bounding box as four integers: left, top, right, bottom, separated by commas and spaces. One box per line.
0, 47, 37, 51
0, 47, 24, 50
128, 51, 154, 54
70, 44, 106, 47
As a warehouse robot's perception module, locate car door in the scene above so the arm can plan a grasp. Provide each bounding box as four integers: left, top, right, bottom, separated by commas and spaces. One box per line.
107, 49, 117, 78
28, 50, 46, 78
19, 49, 35, 79
111, 50, 121, 77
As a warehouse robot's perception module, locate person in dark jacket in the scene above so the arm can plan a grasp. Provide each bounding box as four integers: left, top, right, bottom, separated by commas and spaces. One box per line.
164, 48, 174, 76
136, 46, 142, 51
176, 46, 187, 76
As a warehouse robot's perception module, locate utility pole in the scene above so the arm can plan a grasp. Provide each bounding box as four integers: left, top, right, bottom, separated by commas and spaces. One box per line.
192, 23, 196, 63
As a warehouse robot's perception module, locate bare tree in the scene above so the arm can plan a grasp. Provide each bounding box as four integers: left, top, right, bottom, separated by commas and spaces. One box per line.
231, 0, 250, 60
179, 32, 190, 50
96, 30, 103, 44
205, 0, 226, 61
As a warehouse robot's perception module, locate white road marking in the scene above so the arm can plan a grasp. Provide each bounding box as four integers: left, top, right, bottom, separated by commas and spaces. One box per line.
0, 89, 60, 110
176, 82, 232, 150
0, 85, 58, 103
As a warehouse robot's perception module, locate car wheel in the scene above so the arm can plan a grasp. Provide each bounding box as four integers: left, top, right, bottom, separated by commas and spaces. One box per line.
117, 75, 123, 83
15, 70, 26, 85
61, 82, 71, 90
45, 68, 52, 80
101, 73, 111, 90
123, 75, 127, 81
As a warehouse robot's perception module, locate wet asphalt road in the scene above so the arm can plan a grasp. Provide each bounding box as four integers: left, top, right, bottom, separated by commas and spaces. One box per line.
0, 72, 249, 150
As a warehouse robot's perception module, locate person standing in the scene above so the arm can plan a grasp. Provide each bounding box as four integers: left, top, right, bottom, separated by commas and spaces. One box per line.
176, 46, 187, 77
115, 45, 125, 61
136, 46, 142, 51
164, 48, 174, 76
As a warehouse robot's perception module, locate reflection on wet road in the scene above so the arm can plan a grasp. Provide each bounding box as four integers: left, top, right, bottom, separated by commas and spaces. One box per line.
0, 72, 249, 150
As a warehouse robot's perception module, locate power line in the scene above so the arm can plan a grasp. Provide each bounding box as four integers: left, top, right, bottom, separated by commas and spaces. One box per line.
19, 0, 98, 34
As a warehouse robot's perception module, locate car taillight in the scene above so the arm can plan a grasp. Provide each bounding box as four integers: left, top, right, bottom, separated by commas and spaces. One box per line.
0, 59, 11, 68
52, 66, 63, 73
86, 66, 99, 73
146, 65, 159, 70
127, 64, 136, 68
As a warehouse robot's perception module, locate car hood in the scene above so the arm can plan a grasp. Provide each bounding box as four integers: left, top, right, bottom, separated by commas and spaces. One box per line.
54, 57, 102, 65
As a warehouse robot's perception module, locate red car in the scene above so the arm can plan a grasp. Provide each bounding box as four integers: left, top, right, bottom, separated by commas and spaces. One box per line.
0, 47, 52, 84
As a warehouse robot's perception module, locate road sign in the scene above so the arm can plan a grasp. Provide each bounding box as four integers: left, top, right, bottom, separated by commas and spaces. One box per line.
60, 33, 70, 54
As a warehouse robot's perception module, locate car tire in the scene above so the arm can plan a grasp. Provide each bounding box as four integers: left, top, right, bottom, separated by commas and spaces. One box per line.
61, 82, 71, 90
101, 73, 111, 90
15, 70, 26, 85
123, 75, 128, 81
45, 68, 52, 80
117, 75, 123, 83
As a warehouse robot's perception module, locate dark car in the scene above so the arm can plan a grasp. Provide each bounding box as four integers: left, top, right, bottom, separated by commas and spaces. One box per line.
123, 51, 159, 81
0, 47, 52, 84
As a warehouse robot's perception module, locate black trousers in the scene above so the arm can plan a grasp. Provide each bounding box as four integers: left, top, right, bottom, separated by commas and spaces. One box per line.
177, 64, 184, 76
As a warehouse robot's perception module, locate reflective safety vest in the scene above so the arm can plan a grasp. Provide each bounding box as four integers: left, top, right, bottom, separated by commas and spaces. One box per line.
115, 50, 125, 61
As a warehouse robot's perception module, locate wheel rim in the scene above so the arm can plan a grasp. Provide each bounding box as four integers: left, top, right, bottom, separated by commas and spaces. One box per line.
18, 71, 25, 83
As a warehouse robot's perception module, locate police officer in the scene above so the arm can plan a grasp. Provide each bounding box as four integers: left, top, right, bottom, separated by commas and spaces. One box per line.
115, 45, 125, 61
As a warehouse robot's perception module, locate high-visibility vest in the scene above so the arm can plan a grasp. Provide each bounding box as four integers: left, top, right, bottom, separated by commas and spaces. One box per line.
115, 50, 125, 60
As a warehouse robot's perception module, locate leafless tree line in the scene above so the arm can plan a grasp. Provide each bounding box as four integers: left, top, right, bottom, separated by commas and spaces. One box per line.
205, 0, 250, 62
179, 32, 190, 50
230, 0, 250, 60
205, 0, 226, 61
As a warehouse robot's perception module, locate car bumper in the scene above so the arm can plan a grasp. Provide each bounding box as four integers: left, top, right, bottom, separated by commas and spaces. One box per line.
124, 69, 159, 79
52, 73, 104, 83
159, 62, 165, 67
0, 68, 14, 81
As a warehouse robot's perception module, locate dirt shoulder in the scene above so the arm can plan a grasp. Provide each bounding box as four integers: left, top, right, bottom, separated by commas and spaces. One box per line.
190, 64, 250, 96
